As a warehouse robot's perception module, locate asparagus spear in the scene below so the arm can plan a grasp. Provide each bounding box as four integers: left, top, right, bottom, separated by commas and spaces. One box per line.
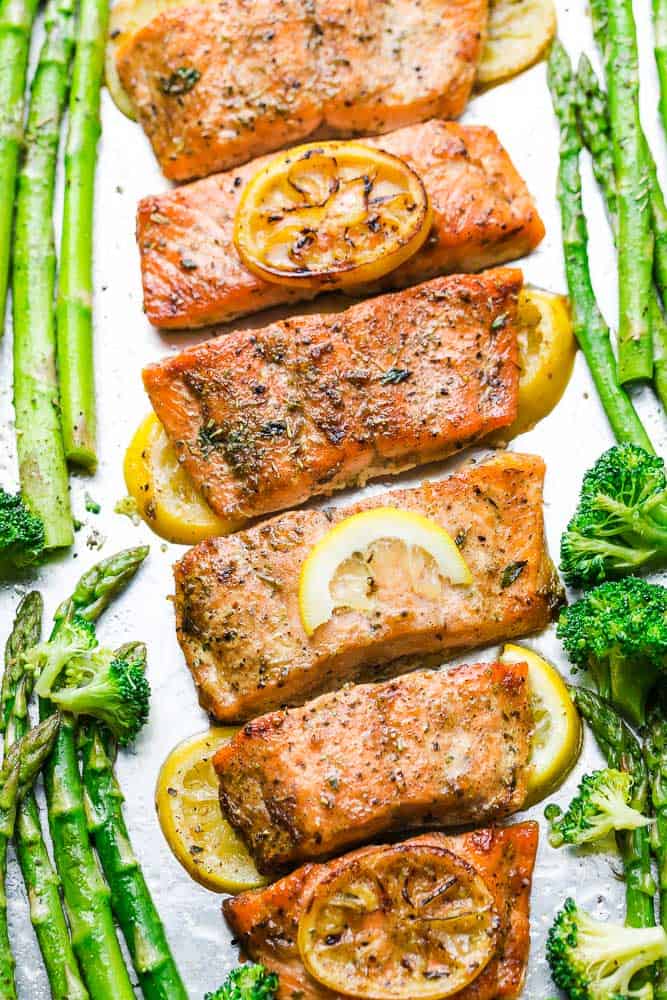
547, 41, 653, 452
594, 0, 654, 383
40, 549, 149, 1000
11, 0, 76, 551
0, 715, 61, 1000
0, 0, 40, 330
645, 697, 667, 999
572, 687, 656, 929
575, 55, 667, 413
654, 0, 667, 142
2, 595, 89, 1000
57, 0, 110, 469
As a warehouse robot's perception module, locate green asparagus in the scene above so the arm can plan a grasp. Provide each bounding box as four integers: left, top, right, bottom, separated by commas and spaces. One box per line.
594, 0, 654, 383
572, 687, 656, 930
0, 0, 40, 330
57, 0, 110, 469
645, 696, 667, 999
12, 0, 76, 550
547, 41, 653, 452
2, 595, 88, 1000
0, 715, 61, 1000
654, 0, 667, 142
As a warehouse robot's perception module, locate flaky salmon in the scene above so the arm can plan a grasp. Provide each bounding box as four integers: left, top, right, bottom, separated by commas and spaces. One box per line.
144, 269, 522, 528
118, 1, 488, 182
224, 823, 539, 1000
136, 120, 544, 329
214, 661, 532, 873
174, 452, 561, 721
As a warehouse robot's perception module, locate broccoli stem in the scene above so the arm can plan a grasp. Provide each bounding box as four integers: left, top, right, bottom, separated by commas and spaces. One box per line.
56, 0, 109, 469
571, 688, 656, 930
547, 42, 654, 452
2, 594, 88, 1000
0, 0, 39, 332
11, 0, 75, 550
646, 700, 667, 998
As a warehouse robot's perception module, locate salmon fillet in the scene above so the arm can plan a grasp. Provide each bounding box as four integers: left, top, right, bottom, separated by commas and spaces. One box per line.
136, 120, 544, 329
118, 1, 488, 182
174, 451, 561, 721
144, 269, 522, 529
214, 661, 532, 873
224, 823, 539, 1000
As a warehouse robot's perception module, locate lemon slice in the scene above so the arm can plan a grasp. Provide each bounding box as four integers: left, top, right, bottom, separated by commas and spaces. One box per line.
477, 0, 557, 88
156, 728, 266, 894
298, 509, 472, 636
234, 141, 433, 290
298, 842, 497, 999
124, 413, 235, 545
500, 644, 582, 806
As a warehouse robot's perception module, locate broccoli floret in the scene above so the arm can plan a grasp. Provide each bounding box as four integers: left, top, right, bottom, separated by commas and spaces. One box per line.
0, 488, 45, 570
545, 769, 650, 847
205, 964, 279, 1000
28, 616, 98, 699
561, 444, 667, 587
547, 897, 667, 999
557, 577, 667, 725
49, 650, 150, 746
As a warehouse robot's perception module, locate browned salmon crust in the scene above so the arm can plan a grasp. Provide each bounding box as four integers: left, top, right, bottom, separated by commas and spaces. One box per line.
144, 269, 522, 528
214, 661, 532, 873
224, 823, 539, 1000
118, 1, 488, 182
136, 120, 544, 329
174, 452, 561, 722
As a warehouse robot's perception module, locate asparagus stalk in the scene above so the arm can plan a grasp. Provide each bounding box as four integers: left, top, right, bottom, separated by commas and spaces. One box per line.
547, 42, 653, 452
57, 0, 110, 469
2, 595, 89, 1000
572, 687, 656, 929
0, 0, 40, 330
575, 55, 667, 413
595, 0, 654, 383
11, 0, 76, 550
645, 698, 667, 999
55, 545, 150, 625
654, 0, 667, 141
0, 715, 61, 1000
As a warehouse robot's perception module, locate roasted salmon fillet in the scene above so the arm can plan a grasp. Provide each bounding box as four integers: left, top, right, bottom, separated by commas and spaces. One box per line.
214, 661, 532, 873
224, 823, 539, 1000
144, 269, 522, 529
136, 120, 544, 329
174, 452, 561, 721
117, 1, 488, 182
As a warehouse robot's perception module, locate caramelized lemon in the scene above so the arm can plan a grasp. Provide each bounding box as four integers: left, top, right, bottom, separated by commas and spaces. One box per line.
298, 842, 497, 999
477, 0, 557, 88
234, 141, 433, 290
156, 728, 265, 893
298, 509, 472, 636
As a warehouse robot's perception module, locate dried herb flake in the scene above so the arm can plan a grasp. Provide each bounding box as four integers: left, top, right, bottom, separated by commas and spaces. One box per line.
159, 66, 201, 96
380, 367, 412, 386
501, 560, 527, 589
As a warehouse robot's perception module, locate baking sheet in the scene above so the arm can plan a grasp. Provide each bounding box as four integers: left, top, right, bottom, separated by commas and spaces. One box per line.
2, 0, 667, 995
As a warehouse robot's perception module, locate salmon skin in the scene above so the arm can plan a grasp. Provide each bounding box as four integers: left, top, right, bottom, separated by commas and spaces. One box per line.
144, 269, 522, 529
174, 451, 562, 721
136, 120, 544, 329
118, 0, 488, 182
214, 661, 532, 873
224, 823, 539, 1000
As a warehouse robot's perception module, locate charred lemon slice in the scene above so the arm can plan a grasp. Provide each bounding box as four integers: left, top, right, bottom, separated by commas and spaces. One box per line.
298, 509, 472, 636
124, 413, 233, 545
500, 644, 582, 806
298, 842, 498, 999
234, 142, 433, 290
156, 728, 266, 893
477, 0, 557, 88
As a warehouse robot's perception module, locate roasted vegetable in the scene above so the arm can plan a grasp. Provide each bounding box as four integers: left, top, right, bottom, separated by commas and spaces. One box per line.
0, 489, 45, 570
545, 768, 650, 847
29, 615, 97, 699
205, 965, 279, 1000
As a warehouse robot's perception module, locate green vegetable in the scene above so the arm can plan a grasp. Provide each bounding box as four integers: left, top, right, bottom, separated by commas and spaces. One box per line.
205, 964, 279, 1000
0, 489, 45, 570
545, 768, 650, 847
27, 615, 97, 700
57, 0, 109, 469
560, 444, 667, 587
547, 41, 652, 451
547, 897, 667, 999
645, 695, 667, 999
0, 0, 39, 330
558, 578, 667, 726
654, 0, 667, 147
12, 0, 76, 550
